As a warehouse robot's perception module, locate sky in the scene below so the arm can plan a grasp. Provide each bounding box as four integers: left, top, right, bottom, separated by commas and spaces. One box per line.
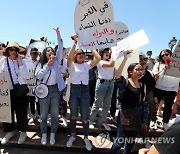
0, 0, 179, 58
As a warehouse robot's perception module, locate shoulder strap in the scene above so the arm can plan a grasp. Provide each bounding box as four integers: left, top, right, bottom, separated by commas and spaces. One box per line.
45, 69, 51, 84
138, 82, 145, 106
33, 62, 39, 85
6, 58, 15, 87
37, 63, 51, 84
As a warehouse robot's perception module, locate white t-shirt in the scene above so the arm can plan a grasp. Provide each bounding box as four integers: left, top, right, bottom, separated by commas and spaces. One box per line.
68, 62, 91, 85
97, 60, 114, 80
46, 67, 57, 85
152, 62, 179, 92
60, 58, 68, 74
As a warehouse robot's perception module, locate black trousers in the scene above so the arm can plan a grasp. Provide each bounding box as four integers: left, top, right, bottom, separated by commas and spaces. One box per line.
27, 96, 40, 115
3, 90, 28, 132
110, 83, 118, 117
155, 88, 177, 123
89, 80, 96, 107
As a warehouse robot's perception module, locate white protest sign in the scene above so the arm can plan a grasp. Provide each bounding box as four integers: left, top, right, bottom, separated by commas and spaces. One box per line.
74, 0, 116, 49
26, 40, 46, 58
165, 40, 180, 78
24, 59, 38, 96
115, 50, 139, 78
112, 29, 149, 60
115, 22, 129, 41
0, 73, 12, 123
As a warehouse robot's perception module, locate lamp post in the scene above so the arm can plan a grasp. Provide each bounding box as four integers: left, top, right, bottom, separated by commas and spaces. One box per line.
168, 37, 177, 51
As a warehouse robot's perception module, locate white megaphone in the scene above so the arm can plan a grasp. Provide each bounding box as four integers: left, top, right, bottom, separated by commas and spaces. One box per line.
32, 83, 49, 99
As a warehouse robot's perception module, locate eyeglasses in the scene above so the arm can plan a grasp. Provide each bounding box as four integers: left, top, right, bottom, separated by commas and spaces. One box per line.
8, 47, 19, 52
161, 53, 169, 57
135, 68, 144, 72
77, 52, 85, 56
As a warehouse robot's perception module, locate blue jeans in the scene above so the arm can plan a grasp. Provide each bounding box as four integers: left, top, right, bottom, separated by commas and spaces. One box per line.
69, 84, 90, 136
90, 79, 114, 123
110, 111, 138, 154
39, 85, 60, 133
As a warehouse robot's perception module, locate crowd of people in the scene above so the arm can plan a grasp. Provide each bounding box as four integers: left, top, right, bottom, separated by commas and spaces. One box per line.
0, 28, 180, 153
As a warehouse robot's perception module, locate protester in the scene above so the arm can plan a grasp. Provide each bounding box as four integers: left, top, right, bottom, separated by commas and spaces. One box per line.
0, 42, 29, 145
0, 42, 6, 56
58, 46, 69, 127
171, 86, 180, 119
89, 64, 97, 107
35, 27, 66, 145
27, 47, 40, 123
110, 51, 147, 154
0, 42, 5, 50
138, 121, 180, 154
152, 49, 179, 130
89, 48, 115, 131
139, 54, 156, 128
146, 50, 155, 71
66, 34, 101, 151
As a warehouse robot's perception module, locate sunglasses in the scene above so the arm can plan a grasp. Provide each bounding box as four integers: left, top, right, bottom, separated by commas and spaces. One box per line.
77, 52, 85, 56
140, 58, 148, 62
8, 47, 19, 52
161, 53, 169, 57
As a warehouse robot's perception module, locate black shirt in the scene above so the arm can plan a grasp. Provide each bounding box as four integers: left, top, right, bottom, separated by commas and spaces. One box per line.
139, 69, 156, 92
122, 81, 143, 108
154, 122, 180, 154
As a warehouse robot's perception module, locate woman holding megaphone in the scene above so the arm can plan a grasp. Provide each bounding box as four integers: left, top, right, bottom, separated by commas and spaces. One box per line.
35, 27, 65, 145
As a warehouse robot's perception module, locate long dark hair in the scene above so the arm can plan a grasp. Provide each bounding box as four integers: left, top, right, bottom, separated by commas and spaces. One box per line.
39, 47, 56, 66
127, 63, 139, 78
158, 49, 172, 63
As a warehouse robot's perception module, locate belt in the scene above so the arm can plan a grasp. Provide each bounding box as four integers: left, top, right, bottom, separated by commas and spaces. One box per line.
98, 78, 113, 83
71, 83, 88, 86
47, 84, 57, 87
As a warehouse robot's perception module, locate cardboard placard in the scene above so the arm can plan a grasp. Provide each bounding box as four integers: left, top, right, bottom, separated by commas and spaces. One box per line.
0, 73, 12, 123
74, 0, 116, 49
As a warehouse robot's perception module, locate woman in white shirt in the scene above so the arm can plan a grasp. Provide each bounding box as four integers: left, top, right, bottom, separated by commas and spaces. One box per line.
66, 34, 101, 151
35, 27, 65, 145
152, 49, 179, 130
0, 42, 29, 145
89, 48, 115, 131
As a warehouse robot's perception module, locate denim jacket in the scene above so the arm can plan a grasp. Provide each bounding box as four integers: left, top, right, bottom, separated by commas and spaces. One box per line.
35, 37, 66, 92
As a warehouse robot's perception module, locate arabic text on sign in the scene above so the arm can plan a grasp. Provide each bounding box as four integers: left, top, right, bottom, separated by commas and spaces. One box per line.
0, 77, 8, 85
93, 28, 115, 38
0, 89, 9, 96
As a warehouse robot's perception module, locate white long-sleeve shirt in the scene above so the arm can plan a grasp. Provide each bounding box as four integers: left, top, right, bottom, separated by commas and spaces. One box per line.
0, 57, 29, 89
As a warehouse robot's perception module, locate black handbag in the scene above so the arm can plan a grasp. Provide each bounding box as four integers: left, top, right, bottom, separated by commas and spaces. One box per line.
7, 58, 29, 97
120, 107, 142, 131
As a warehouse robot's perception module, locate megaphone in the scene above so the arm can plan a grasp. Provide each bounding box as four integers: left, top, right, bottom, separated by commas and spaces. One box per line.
32, 83, 49, 99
